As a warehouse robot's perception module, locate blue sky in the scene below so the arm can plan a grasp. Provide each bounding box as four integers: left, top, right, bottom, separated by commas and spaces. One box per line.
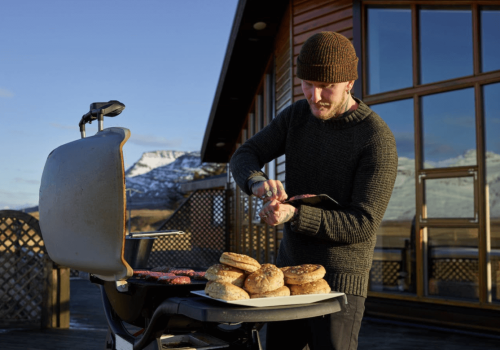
0, 0, 238, 209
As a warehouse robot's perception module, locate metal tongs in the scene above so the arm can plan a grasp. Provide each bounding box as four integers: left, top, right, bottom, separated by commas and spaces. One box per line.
282, 194, 342, 210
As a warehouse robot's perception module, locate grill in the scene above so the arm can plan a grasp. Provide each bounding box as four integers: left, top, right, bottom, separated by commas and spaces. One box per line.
38, 101, 343, 350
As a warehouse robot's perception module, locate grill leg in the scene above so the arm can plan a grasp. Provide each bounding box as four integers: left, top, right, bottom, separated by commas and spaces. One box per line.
105, 328, 115, 349
250, 323, 264, 350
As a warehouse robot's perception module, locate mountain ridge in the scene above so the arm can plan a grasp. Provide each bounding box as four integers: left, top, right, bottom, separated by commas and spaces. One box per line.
125, 150, 226, 209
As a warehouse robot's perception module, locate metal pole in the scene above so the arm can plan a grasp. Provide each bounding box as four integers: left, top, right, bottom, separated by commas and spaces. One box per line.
128, 191, 131, 235
125, 188, 143, 235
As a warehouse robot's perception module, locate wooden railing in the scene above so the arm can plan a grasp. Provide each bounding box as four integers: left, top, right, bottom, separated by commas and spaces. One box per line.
0, 210, 69, 329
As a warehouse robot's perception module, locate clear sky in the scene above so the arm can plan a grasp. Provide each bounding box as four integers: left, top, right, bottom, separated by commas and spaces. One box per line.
0, 0, 238, 209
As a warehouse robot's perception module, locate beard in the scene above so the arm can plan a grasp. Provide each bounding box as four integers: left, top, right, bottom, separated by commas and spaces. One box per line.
308, 93, 349, 121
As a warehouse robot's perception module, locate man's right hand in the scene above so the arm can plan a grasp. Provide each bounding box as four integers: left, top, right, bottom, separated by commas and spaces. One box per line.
251, 180, 288, 202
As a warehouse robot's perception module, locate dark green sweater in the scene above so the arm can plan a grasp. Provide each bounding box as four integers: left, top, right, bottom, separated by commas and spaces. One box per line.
229, 98, 398, 297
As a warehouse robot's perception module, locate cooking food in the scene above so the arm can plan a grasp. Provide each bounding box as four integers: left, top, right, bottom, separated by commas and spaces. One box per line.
205, 263, 246, 287
169, 269, 196, 277
219, 252, 261, 273
288, 279, 331, 295
192, 271, 206, 280
157, 275, 191, 285
205, 281, 250, 301
281, 264, 326, 284
244, 263, 284, 294
250, 285, 290, 299
132, 270, 150, 277
145, 272, 176, 281
132, 268, 205, 285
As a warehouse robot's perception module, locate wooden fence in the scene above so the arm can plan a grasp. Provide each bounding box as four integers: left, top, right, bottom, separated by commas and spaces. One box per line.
0, 210, 69, 329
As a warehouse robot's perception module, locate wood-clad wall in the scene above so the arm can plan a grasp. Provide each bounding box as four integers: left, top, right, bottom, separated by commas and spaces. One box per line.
291, 0, 354, 102
275, 3, 293, 117
273, 3, 292, 249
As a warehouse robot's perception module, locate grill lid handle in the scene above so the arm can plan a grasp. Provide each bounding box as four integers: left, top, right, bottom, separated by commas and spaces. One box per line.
79, 100, 126, 138
129, 230, 185, 238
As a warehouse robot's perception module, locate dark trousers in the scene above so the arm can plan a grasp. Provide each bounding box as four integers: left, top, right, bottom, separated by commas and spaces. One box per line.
266, 294, 365, 350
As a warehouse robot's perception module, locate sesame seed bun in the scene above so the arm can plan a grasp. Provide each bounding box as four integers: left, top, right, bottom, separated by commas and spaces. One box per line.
244, 263, 284, 294
220, 252, 261, 273
205, 263, 246, 287
281, 264, 326, 284
250, 285, 290, 299
205, 281, 250, 301
288, 279, 331, 296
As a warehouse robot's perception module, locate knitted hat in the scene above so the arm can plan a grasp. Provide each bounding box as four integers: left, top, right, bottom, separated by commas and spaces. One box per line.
297, 32, 358, 83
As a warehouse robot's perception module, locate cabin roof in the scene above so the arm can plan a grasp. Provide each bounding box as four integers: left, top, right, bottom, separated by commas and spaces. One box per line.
201, 0, 289, 163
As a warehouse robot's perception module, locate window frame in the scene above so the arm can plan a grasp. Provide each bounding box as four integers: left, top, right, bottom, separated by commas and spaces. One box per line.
359, 0, 500, 306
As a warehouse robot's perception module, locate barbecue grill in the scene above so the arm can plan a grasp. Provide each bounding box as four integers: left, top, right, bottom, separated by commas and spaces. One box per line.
38, 101, 344, 350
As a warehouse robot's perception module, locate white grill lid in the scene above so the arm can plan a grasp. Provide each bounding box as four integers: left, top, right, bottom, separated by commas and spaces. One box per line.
39, 127, 132, 281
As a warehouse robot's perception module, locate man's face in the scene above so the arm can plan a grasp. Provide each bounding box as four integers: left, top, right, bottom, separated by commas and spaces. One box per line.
301, 80, 353, 120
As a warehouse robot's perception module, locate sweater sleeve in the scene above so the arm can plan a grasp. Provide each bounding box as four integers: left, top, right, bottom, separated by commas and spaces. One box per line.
292, 135, 398, 244
229, 105, 291, 195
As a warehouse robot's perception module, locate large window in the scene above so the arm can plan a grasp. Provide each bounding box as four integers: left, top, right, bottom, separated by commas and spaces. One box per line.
421, 88, 476, 168
370, 99, 416, 294
419, 7, 473, 84
481, 7, 500, 73
363, 1, 500, 305
366, 7, 412, 94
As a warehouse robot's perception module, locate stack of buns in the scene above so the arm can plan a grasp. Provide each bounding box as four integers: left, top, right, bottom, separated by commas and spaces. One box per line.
281, 264, 331, 295
205, 252, 261, 301
204, 253, 330, 301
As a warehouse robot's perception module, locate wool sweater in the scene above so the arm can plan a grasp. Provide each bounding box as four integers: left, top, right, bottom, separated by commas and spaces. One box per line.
229, 98, 398, 297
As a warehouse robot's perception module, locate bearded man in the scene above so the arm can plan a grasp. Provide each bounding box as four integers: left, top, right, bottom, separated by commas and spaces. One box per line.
229, 31, 398, 350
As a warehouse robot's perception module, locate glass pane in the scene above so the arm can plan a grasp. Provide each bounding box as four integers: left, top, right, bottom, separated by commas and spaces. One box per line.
369, 99, 416, 294
424, 177, 475, 219
367, 7, 412, 94
420, 8, 473, 84
422, 88, 476, 168
484, 82, 500, 303
428, 227, 479, 301
481, 7, 500, 73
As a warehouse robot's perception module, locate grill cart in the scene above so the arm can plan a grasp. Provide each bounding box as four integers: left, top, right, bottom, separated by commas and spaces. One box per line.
39, 101, 345, 350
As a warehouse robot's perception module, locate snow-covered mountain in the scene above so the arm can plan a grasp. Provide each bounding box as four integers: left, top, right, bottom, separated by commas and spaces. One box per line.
383, 150, 500, 220
125, 150, 188, 177
125, 151, 226, 209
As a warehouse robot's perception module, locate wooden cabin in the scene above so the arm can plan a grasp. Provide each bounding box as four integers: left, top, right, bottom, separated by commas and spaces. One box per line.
201, 0, 500, 333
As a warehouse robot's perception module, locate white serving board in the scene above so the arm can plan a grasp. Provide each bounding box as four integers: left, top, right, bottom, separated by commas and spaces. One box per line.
191, 290, 345, 308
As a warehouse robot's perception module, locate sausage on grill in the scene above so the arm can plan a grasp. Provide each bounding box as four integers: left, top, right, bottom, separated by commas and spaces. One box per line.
192, 271, 206, 280
169, 269, 195, 277
157, 276, 191, 285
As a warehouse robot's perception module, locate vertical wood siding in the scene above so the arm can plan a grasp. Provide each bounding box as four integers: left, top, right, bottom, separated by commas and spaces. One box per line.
292, 0, 354, 102
273, 4, 292, 247
275, 3, 293, 116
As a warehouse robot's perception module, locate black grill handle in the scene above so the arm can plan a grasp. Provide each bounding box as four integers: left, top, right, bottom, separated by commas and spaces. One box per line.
79, 100, 125, 138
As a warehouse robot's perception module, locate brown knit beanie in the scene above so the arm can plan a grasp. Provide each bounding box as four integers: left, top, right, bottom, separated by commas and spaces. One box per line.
297, 31, 358, 83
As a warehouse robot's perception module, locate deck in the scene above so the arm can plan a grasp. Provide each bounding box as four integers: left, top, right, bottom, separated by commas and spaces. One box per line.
0, 279, 499, 349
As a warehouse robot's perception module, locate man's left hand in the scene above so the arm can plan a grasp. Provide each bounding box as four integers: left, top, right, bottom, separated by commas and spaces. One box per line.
258, 199, 297, 226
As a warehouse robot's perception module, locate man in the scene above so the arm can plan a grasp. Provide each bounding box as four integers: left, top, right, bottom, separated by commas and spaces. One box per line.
229, 32, 398, 350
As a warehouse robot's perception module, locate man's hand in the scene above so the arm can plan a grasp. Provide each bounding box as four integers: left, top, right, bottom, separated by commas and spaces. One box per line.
258, 199, 297, 226
251, 180, 287, 202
